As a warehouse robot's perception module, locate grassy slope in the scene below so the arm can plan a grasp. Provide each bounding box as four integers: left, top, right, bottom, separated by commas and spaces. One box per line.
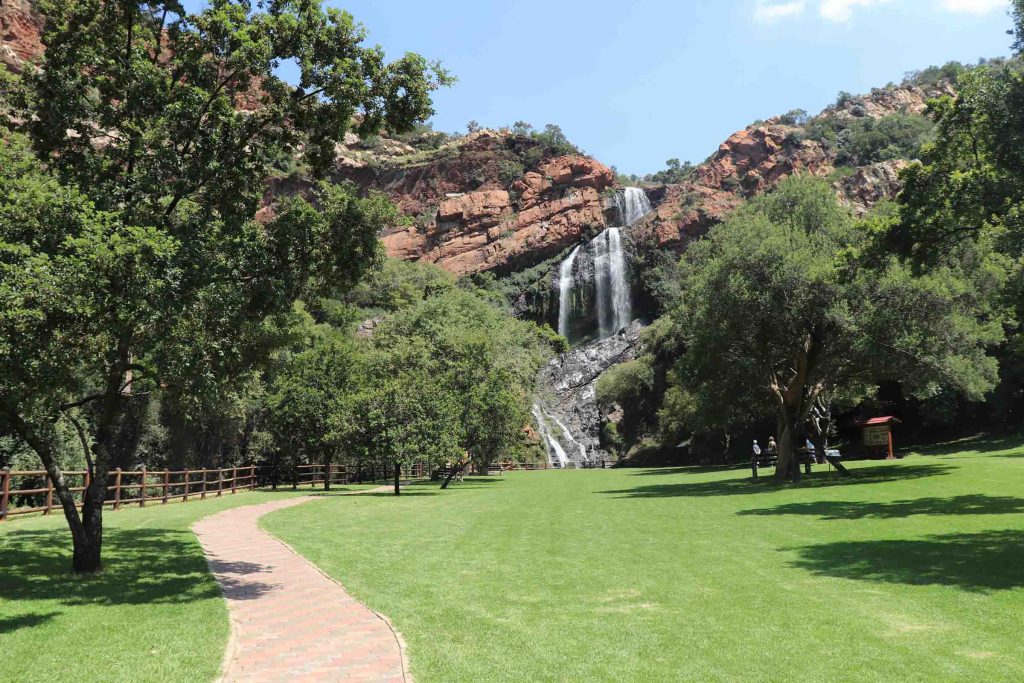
0, 486, 371, 682
265, 440, 1024, 682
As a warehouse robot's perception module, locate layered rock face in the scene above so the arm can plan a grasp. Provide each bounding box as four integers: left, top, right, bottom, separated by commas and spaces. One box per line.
635, 84, 949, 250
0, 0, 43, 74
367, 133, 615, 275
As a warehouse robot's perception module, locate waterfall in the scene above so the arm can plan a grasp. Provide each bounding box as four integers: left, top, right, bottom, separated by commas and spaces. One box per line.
532, 402, 588, 467
554, 186, 646, 344
615, 187, 652, 226
531, 403, 573, 468
607, 228, 631, 334
557, 246, 581, 339
551, 412, 589, 464
591, 228, 631, 338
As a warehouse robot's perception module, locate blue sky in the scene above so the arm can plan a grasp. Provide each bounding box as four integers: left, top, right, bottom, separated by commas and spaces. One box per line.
185, 1, 1014, 175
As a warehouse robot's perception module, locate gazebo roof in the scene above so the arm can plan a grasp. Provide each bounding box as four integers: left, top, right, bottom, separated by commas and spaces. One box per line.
856, 416, 901, 427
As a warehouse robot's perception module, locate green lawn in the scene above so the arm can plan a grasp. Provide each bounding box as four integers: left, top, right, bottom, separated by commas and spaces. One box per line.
0, 486, 371, 682
264, 442, 1024, 682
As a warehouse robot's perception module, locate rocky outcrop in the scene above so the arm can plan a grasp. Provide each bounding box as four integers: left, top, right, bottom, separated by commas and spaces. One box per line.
375, 138, 614, 276
533, 320, 644, 465
634, 125, 833, 249
834, 159, 910, 217
635, 84, 946, 250
0, 0, 43, 74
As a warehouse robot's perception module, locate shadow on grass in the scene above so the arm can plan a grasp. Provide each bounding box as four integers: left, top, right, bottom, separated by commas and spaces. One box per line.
599, 463, 952, 498
739, 494, 1024, 520
910, 433, 1024, 458
789, 529, 1024, 591
0, 527, 223, 609
0, 611, 60, 633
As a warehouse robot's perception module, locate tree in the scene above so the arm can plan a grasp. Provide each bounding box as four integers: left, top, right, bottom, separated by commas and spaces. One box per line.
266, 338, 360, 491
0, 0, 449, 572
369, 290, 551, 486
466, 119, 481, 133
671, 176, 1003, 478
359, 338, 461, 495
512, 120, 534, 136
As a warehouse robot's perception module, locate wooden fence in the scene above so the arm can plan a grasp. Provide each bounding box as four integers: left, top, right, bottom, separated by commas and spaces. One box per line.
0, 458, 618, 521
0, 466, 256, 522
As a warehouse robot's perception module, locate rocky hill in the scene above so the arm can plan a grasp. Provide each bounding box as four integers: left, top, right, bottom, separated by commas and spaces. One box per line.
0, 0, 43, 74
1, 2, 948, 279
329, 129, 615, 276
634, 82, 952, 249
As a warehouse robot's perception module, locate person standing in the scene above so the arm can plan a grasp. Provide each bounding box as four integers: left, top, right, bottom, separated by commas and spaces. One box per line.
751, 439, 762, 479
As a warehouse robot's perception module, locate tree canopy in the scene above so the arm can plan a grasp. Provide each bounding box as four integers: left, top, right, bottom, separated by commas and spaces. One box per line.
670, 176, 1003, 476
0, 0, 450, 573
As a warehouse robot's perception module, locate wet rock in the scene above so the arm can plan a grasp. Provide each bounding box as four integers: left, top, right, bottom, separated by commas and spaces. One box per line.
534, 320, 644, 466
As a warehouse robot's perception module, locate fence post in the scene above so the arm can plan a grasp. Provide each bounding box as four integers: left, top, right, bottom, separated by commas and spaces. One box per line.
183, 469, 190, 502
162, 469, 169, 504
250, 465, 256, 491
201, 469, 207, 499
293, 465, 298, 490
231, 466, 237, 494
81, 468, 90, 514
1, 467, 9, 522
113, 468, 122, 510
44, 472, 53, 515
140, 466, 147, 507
217, 468, 223, 497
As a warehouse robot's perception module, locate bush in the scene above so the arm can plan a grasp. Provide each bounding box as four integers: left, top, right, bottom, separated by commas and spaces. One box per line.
497, 159, 525, 186
834, 113, 935, 166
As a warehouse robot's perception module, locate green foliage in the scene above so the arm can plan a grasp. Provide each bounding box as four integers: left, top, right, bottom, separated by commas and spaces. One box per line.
497, 158, 526, 186
669, 176, 1004, 470
778, 108, 809, 126
596, 359, 655, 408
834, 113, 935, 166
511, 120, 534, 136
0, 0, 450, 570
890, 67, 1024, 260
644, 158, 695, 185
341, 258, 457, 318
530, 124, 579, 156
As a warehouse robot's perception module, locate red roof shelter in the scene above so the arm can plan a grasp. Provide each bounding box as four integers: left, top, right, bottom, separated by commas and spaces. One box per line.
855, 416, 901, 459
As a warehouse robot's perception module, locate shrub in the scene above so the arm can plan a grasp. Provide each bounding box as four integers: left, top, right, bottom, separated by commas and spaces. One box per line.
497, 159, 525, 186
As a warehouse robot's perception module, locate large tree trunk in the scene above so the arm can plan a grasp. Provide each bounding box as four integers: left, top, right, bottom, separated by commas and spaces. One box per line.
440, 460, 466, 490
393, 462, 401, 496
323, 455, 332, 491
774, 405, 801, 482
10, 413, 102, 572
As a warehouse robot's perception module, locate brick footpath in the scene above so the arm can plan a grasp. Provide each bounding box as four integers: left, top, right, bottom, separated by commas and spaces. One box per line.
193, 495, 409, 682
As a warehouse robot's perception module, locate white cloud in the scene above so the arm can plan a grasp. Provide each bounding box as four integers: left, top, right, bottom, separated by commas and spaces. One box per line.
754, 0, 807, 23
941, 0, 1008, 14
819, 0, 894, 22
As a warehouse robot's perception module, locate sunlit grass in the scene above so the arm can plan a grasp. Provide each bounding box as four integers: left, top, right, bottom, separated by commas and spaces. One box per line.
0, 486, 371, 682
265, 443, 1024, 682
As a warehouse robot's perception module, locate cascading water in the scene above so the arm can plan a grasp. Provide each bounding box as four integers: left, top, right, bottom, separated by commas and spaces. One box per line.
557, 246, 581, 339
531, 403, 575, 468
537, 188, 652, 468
554, 187, 650, 344
614, 186, 653, 226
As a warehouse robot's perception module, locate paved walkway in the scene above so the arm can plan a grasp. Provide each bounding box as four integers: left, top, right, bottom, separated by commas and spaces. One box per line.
193, 494, 409, 682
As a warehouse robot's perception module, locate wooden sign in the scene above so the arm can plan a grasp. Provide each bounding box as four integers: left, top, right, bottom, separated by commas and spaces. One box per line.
862, 426, 890, 447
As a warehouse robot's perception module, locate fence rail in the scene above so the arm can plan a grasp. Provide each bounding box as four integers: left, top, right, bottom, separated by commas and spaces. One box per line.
0, 458, 615, 522
0, 465, 257, 522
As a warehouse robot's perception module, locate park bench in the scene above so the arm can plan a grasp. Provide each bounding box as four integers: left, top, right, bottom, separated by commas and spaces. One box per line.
435, 467, 465, 483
